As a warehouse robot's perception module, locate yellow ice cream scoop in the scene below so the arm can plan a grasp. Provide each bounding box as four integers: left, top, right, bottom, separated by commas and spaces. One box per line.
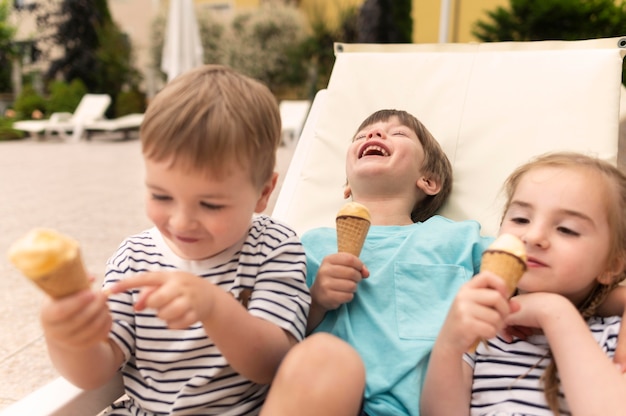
336, 202, 371, 257
8, 228, 90, 298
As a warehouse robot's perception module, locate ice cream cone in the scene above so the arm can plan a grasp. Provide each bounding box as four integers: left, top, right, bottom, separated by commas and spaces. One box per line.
336, 202, 371, 257
480, 251, 526, 296
469, 233, 526, 352
8, 228, 90, 299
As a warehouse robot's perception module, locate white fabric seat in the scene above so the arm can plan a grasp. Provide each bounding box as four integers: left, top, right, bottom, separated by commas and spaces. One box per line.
2, 37, 624, 416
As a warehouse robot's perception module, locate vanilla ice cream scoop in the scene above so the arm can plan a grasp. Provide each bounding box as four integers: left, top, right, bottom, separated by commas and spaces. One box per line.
336, 202, 371, 256
8, 228, 90, 298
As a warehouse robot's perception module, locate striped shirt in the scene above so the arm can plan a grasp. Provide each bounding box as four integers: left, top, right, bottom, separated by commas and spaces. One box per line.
103, 216, 310, 416
464, 316, 621, 416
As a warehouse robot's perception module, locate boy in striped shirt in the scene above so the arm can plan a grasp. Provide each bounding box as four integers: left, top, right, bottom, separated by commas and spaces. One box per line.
39, 65, 310, 415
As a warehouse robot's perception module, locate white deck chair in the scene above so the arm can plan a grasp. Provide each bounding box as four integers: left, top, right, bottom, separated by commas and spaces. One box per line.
2, 36, 624, 415
84, 113, 145, 141
279, 99, 311, 146
13, 94, 112, 142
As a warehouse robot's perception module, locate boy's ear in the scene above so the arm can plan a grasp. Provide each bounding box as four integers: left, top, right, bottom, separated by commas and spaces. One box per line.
254, 172, 278, 213
417, 176, 441, 196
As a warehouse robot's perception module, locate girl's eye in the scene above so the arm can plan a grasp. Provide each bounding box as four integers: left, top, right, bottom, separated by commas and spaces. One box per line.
151, 194, 171, 201
557, 226, 580, 236
510, 216, 529, 225
392, 131, 408, 137
353, 134, 366, 141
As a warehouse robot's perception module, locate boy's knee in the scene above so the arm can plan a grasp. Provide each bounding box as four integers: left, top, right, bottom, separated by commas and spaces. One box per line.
278, 333, 365, 384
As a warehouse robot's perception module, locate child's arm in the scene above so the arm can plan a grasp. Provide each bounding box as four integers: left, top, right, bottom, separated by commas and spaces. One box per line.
596, 285, 626, 371
421, 272, 510, 416
41, 289, 124, 389
507, 292, 626, 415
111, 271, 299, 384
307, 252, 369, 333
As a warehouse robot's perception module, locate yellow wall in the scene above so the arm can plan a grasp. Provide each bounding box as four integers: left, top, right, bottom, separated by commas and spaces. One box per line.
192, 0, 510, 43
300, 0, 363, 30
296, 0, 509, 43
413, 0, 510, 43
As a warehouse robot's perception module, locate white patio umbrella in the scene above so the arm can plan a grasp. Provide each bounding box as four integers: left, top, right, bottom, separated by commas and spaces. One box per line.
161, 0, 204, 83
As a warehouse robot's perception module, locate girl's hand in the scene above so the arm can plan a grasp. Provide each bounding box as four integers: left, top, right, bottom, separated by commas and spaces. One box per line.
41, 289, 112, 349
110, 271, 215, 329
438, 272, 510, 353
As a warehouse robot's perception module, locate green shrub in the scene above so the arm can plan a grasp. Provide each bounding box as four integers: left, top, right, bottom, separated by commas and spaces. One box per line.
0, 117, 24, 140
12, 85, 46, 118
115, 87, 146, 115
46, 79, 88, 113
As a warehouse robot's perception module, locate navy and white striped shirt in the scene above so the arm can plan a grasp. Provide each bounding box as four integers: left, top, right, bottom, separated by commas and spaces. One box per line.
103, 216, 310, 415
464, 316, 621, 416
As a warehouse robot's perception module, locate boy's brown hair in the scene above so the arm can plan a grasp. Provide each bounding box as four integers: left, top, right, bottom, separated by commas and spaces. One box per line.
354, 109, 453, 222
140, 65, 281, 188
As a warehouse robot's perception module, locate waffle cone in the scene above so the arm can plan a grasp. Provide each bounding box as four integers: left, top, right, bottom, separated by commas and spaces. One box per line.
469, 249, 526, 352
480, 250, 526, 296
28, 249, 90, 299
336, 216, 370, 256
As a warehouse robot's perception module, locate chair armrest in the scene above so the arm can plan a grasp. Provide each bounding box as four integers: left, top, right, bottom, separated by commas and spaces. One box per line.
49, 112, 73, 123
0, 373, 125, 416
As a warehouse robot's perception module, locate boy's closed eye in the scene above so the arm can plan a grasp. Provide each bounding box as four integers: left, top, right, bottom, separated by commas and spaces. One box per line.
151, 193, 172, 201
200, 201, 224, 210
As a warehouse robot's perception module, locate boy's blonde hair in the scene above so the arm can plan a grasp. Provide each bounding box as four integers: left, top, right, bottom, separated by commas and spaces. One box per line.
502, 151, 626, 414
140, 65, 281, 188
354, 109, 453, 223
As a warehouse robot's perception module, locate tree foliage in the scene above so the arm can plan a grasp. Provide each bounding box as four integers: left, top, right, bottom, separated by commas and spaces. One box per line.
473, 0, 626, 85
358, 0, 412, 43
0, 0, 17, 92
34, 0, 140, 114
473, 0, 626, 41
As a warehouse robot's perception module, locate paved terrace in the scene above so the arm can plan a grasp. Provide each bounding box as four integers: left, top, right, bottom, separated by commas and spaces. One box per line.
0, 135, 295, 410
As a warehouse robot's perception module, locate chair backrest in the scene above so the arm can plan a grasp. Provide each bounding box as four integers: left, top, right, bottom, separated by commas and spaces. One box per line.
70, 94, 111, 123
273, 37, 626, 238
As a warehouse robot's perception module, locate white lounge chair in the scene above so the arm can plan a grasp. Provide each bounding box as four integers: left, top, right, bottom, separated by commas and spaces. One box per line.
2, 36, 624, 415
13, 94, 112, 142
84, 113, 145, 141
279, 99, 311, 146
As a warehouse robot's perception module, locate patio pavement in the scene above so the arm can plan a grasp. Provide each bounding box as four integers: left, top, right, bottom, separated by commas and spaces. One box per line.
0, 133, 295, 410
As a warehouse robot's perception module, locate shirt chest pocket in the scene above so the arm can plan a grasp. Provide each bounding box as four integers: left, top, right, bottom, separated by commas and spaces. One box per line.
394, 262, 470, 340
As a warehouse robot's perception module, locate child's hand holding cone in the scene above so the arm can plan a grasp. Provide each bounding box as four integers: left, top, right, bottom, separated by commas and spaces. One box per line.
469, 233, 527, 352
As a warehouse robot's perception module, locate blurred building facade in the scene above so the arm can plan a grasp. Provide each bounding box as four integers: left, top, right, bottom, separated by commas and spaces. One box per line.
9, 0, 505, 98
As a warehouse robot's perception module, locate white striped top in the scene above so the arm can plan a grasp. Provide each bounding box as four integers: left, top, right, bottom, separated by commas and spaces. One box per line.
103, 216, 310, 415
464, 316, 621, 416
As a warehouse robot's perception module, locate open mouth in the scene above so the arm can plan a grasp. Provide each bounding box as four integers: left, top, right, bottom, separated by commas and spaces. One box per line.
358, 142, 390, 158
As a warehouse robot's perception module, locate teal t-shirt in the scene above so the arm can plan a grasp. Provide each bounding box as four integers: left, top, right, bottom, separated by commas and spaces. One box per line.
302, 215, 493, 416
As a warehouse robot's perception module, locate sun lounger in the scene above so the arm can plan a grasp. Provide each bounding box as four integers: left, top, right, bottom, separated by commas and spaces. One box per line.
12, 94, 112, 142
279, 100, 311, 146
2, 36, 624, 415
84, 113, 144, 140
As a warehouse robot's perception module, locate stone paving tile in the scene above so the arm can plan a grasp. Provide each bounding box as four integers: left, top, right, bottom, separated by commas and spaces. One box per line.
0, 136, 295, 411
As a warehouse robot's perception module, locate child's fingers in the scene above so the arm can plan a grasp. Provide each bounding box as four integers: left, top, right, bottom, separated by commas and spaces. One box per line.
109, 272, 167, 293
42, 289, 96, 323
